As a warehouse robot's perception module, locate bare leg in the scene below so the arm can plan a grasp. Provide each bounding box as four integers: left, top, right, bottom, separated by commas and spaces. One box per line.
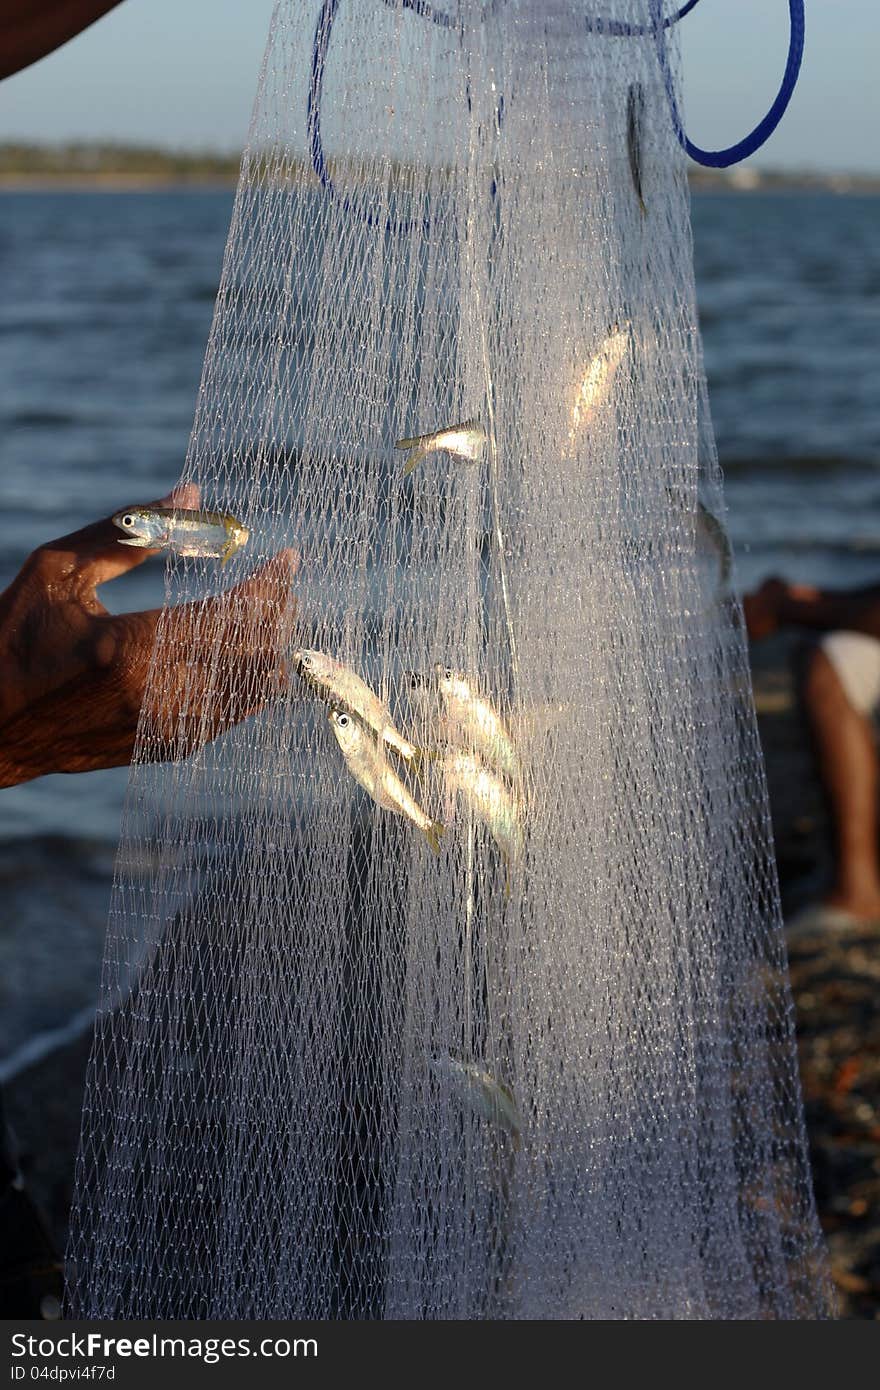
802, 645, 880, 920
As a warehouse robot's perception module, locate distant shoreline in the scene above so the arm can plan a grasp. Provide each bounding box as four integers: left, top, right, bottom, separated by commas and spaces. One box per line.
0, 175, 237, 192
2, 174, 879, 196
3, 178, 879, 196
1, 143, 878, 195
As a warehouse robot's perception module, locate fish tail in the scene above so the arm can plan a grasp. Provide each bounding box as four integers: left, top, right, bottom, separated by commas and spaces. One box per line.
423, 820, 444, 856
400, 443, 430, 476
502, 850, 513, 902
408, 746, 441, 778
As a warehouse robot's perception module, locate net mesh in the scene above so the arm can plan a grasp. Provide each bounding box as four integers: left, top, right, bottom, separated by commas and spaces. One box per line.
66, 0, 833, 1319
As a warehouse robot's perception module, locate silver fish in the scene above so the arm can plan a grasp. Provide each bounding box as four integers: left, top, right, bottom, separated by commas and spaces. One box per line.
112, 506, 249, 564
698, 500, 733, 590
431, 1056, 521, 1148
569, 325, 629, 441
666, 487, 734, 595
627, 82, 647, 215
444, 750, 524, 866
329, 708, 443, 854
294, 649, 420, 764
395, 419, 487, 476
424, 665, 521, 782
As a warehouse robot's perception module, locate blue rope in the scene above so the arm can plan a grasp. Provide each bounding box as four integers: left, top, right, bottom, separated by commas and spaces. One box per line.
309, 0, 410, 231
307, 0, 346, 214
390, 0, 458, 31
307, 1, 696, 216
388, 1, 702, 37
307, 0, 335, 198
649, 0, 806, 167
584, 1, 702, 38
390, 1, 703, 35
308, 1, 806, 222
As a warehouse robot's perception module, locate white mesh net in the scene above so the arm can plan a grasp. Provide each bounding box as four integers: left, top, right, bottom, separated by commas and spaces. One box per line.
66, 0, 833, 1319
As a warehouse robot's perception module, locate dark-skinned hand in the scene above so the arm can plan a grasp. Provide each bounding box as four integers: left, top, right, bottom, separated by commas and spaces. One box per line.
0, 2, 125, 82
742, 576, 790, 642
0, 485, 298, 788
742, 576, 828, 642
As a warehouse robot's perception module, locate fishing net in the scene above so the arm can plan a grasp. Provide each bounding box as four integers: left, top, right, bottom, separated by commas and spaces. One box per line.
66, 0, 833, 1318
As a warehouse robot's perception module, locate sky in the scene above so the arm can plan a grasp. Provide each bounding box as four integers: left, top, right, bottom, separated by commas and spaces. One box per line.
0, 1, 877, 174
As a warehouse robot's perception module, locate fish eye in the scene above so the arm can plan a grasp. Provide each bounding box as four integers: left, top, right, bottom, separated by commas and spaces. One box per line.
301, 653, 312, 666
122, 515, 134, 527
337, 712, 349, 727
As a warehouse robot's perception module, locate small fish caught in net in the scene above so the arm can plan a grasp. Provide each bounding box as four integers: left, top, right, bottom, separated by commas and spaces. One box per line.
66, 0, 833, 1318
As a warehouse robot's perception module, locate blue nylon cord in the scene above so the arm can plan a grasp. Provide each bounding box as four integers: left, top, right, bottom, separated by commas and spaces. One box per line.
309, 0, 410, 230
308, 1, 806, 221
390, 1, 702, 35
307, 2, 699, 221
584, 0, 701, 38
650, 0, 805, 167
307, 0, 343, 207
391, 0, 459, 28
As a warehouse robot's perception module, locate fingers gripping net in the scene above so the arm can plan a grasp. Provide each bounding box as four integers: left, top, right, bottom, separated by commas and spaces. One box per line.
67, 0, 832, 1318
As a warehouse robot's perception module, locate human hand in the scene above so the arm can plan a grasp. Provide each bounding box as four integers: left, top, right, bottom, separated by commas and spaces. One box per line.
0, 2, 124, 82
0, 485, 297, 788
742, 576, 790, 641
742, 576, 824, 641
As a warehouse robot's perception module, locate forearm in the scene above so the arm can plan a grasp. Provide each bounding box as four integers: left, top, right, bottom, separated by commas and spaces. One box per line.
0, 1, 123, 81
777, 584, 880, 639
0, 501, 295, 787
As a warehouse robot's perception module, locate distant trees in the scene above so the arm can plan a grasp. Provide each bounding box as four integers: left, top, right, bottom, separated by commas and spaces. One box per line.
0, 142, 241, 184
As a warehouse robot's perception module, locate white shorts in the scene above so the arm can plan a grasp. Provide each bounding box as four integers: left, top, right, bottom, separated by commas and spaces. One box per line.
821, 631, 880, 717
